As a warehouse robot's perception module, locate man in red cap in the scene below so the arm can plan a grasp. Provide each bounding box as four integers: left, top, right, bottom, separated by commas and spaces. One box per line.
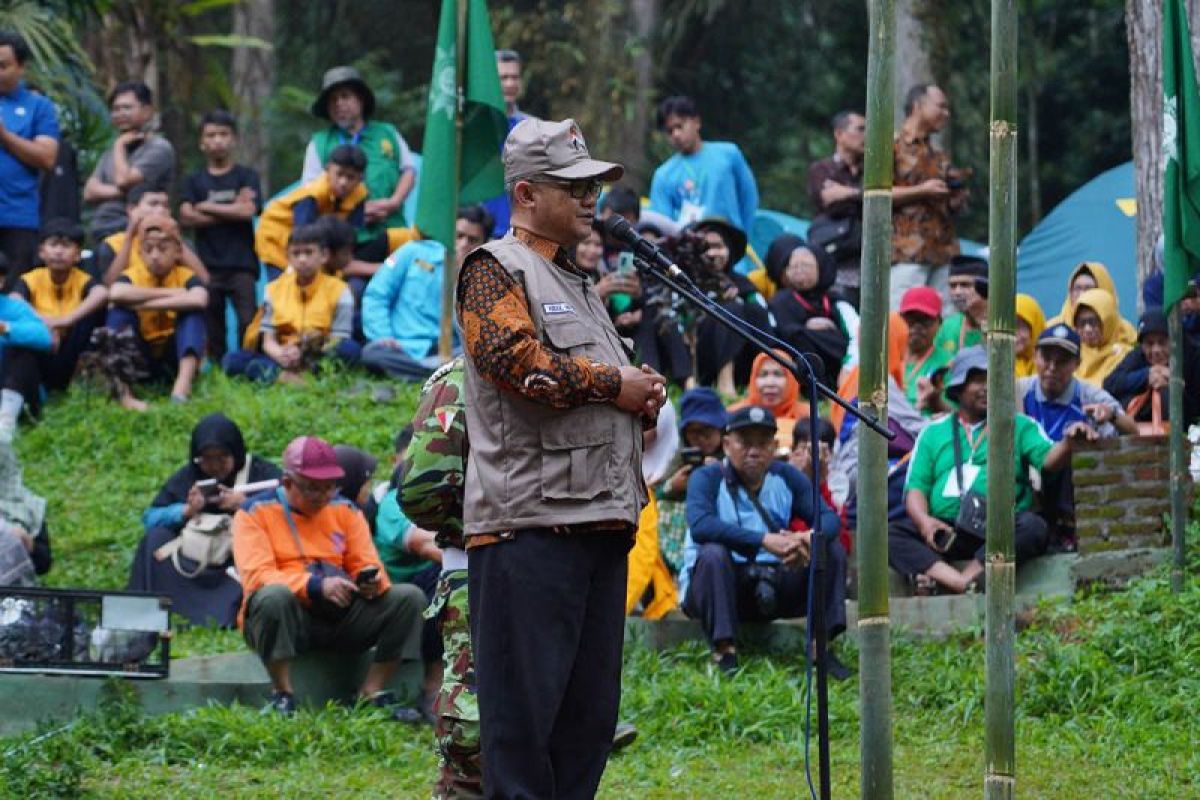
898, 285, 953, 416
232, 435, 426, 718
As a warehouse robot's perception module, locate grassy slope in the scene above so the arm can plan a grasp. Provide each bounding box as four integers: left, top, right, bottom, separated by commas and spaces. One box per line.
5, 374, 1200, 798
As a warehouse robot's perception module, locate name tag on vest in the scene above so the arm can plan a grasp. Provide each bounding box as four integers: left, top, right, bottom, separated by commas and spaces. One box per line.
542, 302, 575, 315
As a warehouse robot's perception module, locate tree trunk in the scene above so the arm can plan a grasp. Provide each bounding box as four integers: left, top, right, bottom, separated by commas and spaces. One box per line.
232, 0, 277, 192
1126, 0, 1163, 287
984, 0, 1018, 798
619, 0, 659, 190
894, 0, 933, 126
1022, 0, 1042, 226
857, 1, 897, 797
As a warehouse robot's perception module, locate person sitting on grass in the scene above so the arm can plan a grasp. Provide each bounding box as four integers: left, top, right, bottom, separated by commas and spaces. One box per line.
103, 213, 207, 411
0, 438, 51, 586
1104, 307, 1200, 428
360, 205, 490, 381
232, 435, 426, 719
5, 219, 107, 419
222, 224, 360, 384
256, 144, 413, 282
97, 184, 208, 286
128, 413, 281, 628
683, 405, 849, 678
887, 346, 1077, 595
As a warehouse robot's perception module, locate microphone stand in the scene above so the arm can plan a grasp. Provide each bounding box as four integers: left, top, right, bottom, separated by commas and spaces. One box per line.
634, 256, 894, 800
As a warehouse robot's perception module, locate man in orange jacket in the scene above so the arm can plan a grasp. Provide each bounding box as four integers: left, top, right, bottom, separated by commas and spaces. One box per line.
232, 435, 426, 719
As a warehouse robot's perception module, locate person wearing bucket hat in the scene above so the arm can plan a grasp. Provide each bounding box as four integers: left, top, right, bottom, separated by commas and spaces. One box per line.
889, 344, 1076, 594
232, 435, 427, 721
648, 95, 759, 273
456, 117, 665, 797
1104, 308, 1200, 427
302, 66, 417, 232
681, 404, 850, 678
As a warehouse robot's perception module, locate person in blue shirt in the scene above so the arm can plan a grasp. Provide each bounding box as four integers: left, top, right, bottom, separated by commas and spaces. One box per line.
0, 283, 51, 442
0, 32, 60, 291
360, 205, 490, 381
683, 405, 849, 678
649, 95, 758, 272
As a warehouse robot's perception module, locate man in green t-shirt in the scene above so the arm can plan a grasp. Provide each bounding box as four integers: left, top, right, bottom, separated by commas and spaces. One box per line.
932, 255, 988, 359
888, 346, 1078, 594
302, 66, 416, 241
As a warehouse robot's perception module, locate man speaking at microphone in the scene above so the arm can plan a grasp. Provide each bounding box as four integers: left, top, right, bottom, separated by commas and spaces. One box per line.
456, 118, 666, 798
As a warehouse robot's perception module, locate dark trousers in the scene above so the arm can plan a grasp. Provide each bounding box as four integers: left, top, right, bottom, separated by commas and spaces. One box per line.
695, 298, 772, 387
887, 512, 1049, 577
243, 582, 425, 665
222, 339, 362, 382
630, 307, 692, 384
105, 306, 207, 380
0, 227, 39, 292
204, 270, 258, 360
468, 530, 630, 800
683, 541, 848, 648
2, 311, 102, 414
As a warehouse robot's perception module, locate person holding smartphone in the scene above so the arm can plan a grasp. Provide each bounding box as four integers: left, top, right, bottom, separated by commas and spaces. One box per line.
888, 347, 1079, 595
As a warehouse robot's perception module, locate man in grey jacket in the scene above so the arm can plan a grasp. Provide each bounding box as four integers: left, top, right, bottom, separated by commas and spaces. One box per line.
456, 117, 665, 799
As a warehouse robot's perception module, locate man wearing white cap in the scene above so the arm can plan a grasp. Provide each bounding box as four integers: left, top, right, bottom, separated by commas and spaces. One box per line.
456, 117, 666, 797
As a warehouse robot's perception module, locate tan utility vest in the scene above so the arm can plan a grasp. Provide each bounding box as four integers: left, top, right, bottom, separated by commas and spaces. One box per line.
459, 234, 647, 536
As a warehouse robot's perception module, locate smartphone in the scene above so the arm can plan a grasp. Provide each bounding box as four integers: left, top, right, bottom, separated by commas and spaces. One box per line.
680, 447, 704, 467
356, 566, 380, 587
616, 251, 636, 277
195, 478, 220, 500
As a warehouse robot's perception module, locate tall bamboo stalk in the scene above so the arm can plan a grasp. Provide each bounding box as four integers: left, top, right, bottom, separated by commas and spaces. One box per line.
856, 1, 896, 797
985, 1, 1018, 798
1169, 307, 1188, 593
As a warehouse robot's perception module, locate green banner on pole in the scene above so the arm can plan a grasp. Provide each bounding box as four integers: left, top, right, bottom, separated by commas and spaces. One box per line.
1164, 0, 1200, 311
414, 0, 508, 254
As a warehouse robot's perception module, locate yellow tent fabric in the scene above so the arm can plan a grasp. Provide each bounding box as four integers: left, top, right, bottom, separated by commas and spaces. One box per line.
625, 492, 678, 619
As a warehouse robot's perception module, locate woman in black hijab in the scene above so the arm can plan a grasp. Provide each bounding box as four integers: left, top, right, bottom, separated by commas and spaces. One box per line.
765, 234, 849, 384
128, 413, 281, 627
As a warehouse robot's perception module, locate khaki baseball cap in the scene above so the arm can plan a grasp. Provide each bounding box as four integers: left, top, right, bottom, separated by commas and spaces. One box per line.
503, 118, 624, 185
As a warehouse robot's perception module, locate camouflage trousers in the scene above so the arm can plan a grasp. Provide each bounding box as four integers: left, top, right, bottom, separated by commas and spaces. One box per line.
426, 567, 482, 800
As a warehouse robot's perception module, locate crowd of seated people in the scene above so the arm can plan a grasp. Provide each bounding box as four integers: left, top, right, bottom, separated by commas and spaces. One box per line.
0, 20, 1197, 720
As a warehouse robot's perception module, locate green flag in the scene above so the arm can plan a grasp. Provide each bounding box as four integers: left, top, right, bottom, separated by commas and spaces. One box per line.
414, 0, 508, 253
1164, 0, 1200, 311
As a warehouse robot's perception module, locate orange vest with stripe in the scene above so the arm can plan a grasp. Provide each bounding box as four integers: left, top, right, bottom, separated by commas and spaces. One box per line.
121, 259, 197, 345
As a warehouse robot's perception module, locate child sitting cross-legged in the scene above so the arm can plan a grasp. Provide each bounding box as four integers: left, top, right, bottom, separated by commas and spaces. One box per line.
222, 223, 361, 384
99, 213, 208, 411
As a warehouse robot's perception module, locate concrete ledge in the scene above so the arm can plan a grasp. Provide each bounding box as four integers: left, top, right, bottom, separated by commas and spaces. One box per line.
0, 649, 422, 737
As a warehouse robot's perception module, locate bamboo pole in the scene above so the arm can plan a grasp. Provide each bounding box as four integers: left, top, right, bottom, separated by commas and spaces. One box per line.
985, 1, 1018, 798
438, 0, 469, 361
856, 1, 896, 797
1169, 307, 1188, 593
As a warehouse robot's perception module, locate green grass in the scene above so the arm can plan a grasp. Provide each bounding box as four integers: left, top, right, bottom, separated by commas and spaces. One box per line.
4, 373, 1200, 798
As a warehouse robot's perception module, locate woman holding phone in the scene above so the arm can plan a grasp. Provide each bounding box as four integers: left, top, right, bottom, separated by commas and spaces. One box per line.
128, 413, 281, 626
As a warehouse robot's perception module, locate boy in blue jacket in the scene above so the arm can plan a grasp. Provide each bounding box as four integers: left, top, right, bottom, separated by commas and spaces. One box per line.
360, 205, 490, 380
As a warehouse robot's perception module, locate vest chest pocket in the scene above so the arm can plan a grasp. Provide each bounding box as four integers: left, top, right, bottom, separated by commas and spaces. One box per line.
542, 318, 598, 356
540, 414, 614, 500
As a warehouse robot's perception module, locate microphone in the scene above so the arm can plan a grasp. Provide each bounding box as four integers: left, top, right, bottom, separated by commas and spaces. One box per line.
602, 215, 685, 279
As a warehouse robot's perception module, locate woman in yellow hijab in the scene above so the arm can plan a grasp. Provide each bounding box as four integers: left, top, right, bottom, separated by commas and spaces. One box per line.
1073, 288, 1132, 385
1014, 294, 1046, 378
1049, 261, 1137, 346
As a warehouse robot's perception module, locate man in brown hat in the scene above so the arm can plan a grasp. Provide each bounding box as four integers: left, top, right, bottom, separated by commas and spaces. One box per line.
456, 117, 666, 798
301, 66, 416, 233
